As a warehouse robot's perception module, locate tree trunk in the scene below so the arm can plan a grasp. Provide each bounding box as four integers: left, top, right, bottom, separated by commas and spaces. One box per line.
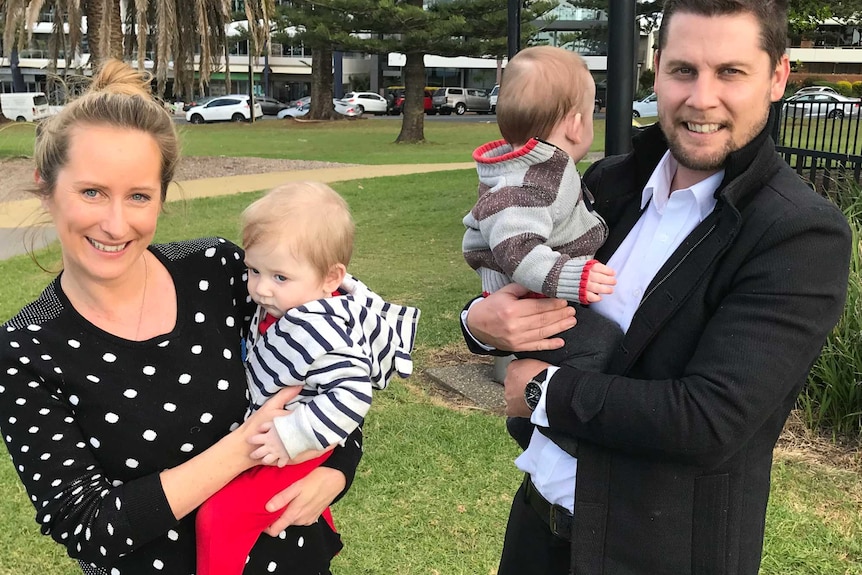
396, 52, 426, 144
84, 0, 123, 69
308, 46, 339, 120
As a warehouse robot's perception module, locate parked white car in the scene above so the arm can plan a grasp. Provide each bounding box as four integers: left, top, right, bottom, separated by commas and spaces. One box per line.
339, 92, 388, 114
489, 85, 499, 113
0, 92, 52, 122
277, 99, 363, 119
185, 94, 263, 124
783, 93, 861, 119
632, 92, 658, 118
793, 86, 839, 96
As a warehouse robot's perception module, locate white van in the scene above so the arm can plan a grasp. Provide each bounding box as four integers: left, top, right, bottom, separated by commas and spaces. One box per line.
1, 92, 51, 122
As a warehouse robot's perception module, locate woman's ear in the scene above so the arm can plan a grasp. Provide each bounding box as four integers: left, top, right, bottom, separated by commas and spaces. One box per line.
34, 170, 51, 211
323, 263, 347, 294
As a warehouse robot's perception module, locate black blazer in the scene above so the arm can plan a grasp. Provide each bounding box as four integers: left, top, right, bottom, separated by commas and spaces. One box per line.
539, 122, 851, 574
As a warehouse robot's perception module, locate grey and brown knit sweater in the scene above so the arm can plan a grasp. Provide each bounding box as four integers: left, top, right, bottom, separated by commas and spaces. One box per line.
462, 138, 608, 303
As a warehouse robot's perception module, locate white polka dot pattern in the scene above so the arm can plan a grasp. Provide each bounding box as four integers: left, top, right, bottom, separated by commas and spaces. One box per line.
0, 239, 346, 572
1, 238, 358, 574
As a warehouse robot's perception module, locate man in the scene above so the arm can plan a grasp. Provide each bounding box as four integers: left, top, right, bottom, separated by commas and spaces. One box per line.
462, 1, 851, 574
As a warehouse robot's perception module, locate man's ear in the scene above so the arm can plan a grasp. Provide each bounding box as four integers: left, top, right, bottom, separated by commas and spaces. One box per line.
770, 54, 791, 102
323, 263, 347, 294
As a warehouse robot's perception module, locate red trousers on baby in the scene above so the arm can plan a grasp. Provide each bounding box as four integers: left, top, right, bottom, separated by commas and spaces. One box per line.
195, 452, 335, 575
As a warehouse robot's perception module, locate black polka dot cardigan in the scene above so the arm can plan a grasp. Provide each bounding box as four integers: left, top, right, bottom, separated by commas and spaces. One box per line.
0, 238, 361, 574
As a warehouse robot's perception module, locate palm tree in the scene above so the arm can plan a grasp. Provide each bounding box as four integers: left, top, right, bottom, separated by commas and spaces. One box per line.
1, 0, 274, 99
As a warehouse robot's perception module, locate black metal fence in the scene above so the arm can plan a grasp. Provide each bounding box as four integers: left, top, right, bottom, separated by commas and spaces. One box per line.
771, 100, 862, 192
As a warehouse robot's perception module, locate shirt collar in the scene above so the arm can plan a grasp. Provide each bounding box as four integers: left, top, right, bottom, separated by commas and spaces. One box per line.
641, 151, 724, 220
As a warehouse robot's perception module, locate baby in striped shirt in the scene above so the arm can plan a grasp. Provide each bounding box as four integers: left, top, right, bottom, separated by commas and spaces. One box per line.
196, 181, 420, 575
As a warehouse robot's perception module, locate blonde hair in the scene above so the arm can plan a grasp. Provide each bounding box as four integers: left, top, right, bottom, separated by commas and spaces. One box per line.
497, 46, 592, 145
241, 182, 354, 278
33, 59, 179, 202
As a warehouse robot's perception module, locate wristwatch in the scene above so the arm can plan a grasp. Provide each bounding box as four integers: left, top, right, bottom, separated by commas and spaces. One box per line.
524, 368, 548, 412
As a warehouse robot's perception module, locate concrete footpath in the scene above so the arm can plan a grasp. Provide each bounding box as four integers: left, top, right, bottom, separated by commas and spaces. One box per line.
0, 162, 472, 259
0, 160, 506, 411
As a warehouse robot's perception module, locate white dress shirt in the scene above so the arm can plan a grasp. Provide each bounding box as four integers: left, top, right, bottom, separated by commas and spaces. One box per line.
516, 151, 724, 511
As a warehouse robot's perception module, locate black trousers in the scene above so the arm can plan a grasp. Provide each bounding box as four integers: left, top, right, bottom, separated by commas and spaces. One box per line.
498, 482, 570, 575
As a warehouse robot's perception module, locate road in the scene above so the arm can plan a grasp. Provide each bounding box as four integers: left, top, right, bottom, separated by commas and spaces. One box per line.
174, 111, 608, 125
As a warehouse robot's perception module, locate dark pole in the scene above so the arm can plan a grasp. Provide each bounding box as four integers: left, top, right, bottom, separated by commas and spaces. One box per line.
507, 0, 521, 61
605, 0, 637, 155
11, 48, 26, 92
264, 38, 271, 97
333, 51, 344, 99
248, 41, 255, 123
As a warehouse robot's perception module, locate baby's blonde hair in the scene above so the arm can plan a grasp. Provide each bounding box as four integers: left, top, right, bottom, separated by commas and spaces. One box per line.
497, 46, 593, 146
241, 182, 354, 278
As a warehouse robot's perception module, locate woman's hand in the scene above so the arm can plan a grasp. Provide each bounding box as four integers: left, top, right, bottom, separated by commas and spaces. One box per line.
262, 466, 347, 534
467, 283, 577, 352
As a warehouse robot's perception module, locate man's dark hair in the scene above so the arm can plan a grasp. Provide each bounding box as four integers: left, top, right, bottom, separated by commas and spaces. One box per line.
658, 0, 788, 67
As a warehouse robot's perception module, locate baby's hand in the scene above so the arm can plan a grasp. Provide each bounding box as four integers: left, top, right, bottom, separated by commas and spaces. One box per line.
583, 262, 616, 303
250, 423, 291, 467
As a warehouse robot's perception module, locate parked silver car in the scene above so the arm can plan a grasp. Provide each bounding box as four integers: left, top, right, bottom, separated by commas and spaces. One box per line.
632, 92, 658, 118
431, 87, 491, 115
277, 98, 363, 118
783, 93, 861, 119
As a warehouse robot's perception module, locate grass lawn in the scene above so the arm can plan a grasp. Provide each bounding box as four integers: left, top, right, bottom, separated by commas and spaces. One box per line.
0, 117, 608, 165
0, 167, 860, 574
2, 115, 861, 574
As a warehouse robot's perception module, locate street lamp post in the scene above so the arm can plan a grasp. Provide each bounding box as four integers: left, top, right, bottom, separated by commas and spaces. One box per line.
605, 0, 637, 155
507, 0, 521, 61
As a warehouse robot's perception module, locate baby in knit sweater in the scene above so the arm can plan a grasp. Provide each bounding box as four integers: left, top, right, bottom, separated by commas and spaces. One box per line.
463, 45, 623, 374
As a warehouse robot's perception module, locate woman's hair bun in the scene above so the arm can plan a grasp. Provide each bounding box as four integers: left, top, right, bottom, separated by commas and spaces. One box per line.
88, 59, 153, 97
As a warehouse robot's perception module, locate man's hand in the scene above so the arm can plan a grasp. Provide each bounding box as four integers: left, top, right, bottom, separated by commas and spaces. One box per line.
583, 262, 617, 303
467, 283, 577, 352
504, 358, 551, 417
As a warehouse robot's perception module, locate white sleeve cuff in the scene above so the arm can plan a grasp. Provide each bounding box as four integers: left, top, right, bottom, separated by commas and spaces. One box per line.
460, 298, 496, 352
530, 366, 559, 427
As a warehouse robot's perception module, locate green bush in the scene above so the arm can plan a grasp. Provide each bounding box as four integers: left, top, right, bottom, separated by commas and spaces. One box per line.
836, 80, 854, 96
852, 81, 862, 98
802, 76, 821, 88
802, 178, 862, 439
638, 69, 655, 92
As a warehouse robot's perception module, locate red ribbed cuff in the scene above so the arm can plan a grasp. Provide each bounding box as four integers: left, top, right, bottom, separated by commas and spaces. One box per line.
579, 259, 599, 304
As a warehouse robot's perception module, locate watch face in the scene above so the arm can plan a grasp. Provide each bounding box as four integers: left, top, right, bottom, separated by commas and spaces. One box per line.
525, 380, 542, 411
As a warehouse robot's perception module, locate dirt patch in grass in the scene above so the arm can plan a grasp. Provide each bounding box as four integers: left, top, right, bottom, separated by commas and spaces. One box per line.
0, 155, 358, 202
777, 410, 862, 474
412, 344, 495, 413
420, 346, 862, 474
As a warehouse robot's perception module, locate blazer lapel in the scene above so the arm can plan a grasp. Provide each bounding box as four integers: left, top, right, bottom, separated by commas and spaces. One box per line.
613, 205, 738, 374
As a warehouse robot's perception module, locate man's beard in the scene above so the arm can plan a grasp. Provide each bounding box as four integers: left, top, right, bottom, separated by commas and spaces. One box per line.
661, 112, 767, 172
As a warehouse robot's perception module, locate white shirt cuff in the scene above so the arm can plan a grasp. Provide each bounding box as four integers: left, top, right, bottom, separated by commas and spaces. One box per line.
460, 298, 496, 352
530, 366, 559, 427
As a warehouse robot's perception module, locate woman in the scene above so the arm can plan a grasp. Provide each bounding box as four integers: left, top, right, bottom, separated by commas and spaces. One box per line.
0, 60, 361, 575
